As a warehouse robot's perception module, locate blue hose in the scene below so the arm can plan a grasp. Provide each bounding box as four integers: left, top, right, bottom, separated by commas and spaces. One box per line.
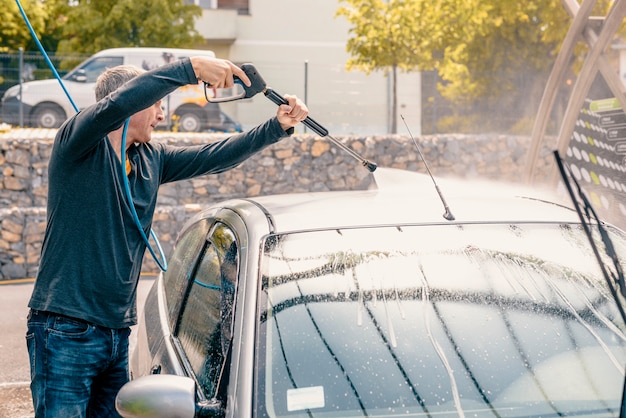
121, 120, 168, 271
15, 0, 168, 271
15, 0, 78, 113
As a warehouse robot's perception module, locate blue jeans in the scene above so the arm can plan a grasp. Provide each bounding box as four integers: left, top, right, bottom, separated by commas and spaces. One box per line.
26, 310, 131, 417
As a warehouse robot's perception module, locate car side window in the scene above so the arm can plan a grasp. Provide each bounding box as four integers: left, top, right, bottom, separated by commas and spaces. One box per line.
176, 222, 239, 399
75, 56, 124, 82
162, 219, 211, 325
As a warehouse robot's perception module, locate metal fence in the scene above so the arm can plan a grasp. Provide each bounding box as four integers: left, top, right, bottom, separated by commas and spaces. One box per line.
0, 50, 532, 136
0, 50, 89, 98
0, 50, 417, 135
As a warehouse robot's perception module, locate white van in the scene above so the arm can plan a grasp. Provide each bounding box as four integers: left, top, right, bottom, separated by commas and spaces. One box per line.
1, 47, 241, 132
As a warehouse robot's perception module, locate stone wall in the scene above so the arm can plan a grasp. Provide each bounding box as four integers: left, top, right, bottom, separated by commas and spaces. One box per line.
0, 129, 554, 280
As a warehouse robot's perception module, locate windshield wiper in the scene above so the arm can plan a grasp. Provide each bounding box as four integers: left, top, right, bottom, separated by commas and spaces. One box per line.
553, 150, 626, 418
553, 150, 626, 322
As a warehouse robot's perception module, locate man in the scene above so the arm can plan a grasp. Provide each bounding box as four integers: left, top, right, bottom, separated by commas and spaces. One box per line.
25, 56, 308, 417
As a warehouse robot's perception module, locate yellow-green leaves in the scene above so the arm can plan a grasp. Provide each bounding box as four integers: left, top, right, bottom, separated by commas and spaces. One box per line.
2, 0, 203, 60
336, 0, 620, 132
56, 0, 203, 56
1, 0, 47, 52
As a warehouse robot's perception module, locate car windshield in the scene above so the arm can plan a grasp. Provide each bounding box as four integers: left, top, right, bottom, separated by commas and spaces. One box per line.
255, 223, 626, 417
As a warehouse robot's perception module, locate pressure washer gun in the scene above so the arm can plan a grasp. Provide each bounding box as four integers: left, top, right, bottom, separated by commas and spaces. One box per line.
204, 63, 377, 172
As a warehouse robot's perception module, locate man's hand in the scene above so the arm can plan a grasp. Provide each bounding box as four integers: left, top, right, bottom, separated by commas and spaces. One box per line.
190, 57, 251, 89
277, 94, 309, 132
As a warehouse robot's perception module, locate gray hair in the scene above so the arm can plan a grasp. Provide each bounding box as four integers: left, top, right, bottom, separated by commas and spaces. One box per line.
95, 65, 145, 101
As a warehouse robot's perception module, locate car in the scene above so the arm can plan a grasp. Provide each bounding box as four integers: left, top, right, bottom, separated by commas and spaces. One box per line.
203, 110, 242, 133
116, 167, 626, 418
1, 47, 240, 132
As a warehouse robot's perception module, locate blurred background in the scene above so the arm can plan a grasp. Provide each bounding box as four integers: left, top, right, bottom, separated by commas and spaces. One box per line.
4, 0, 622, 136
1, 0, 625, 226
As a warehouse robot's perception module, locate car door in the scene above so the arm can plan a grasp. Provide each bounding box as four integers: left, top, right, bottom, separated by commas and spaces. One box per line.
131, 217, 212, 379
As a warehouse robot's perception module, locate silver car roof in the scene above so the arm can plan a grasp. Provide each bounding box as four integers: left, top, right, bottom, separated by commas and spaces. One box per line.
209, 168, 583, 234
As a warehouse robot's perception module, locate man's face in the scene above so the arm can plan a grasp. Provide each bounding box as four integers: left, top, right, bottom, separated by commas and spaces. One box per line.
127, 100, 165, 145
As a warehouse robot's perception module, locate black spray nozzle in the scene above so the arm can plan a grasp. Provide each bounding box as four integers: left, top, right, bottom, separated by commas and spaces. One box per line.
265, 86, 376, 172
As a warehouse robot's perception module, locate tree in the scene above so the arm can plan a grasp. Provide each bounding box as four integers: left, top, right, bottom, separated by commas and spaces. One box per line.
0, 0, 47, 52
336, 0, 437, 133
56, 0, 204, 64
337, 0, 618, 134
3, 0, 203, 70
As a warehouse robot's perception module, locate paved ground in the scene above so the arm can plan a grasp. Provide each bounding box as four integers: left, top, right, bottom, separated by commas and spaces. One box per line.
0, 277, 155, 417
0, 385, 32, 418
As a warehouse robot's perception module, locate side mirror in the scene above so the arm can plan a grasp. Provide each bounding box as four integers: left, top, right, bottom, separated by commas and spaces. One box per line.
115, 374, 196, 418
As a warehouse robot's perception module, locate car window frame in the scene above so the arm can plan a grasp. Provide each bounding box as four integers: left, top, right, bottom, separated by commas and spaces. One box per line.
157, 204, 266, 416
170, 218, 244, 405
65, 55, 124, 83
162, 218, 212, 330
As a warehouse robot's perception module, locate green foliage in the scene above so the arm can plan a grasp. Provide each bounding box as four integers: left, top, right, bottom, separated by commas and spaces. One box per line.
337, 0, 623, 134
0, 0, 47, 52
336, 0, 436, 74
337, 0, 438, 132
56, 0, 203, 57
2, 0, 203, 67
435, 0, 569, 104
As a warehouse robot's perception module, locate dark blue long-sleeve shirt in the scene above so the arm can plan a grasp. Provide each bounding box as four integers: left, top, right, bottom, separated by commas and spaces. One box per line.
28, 58, 290, 328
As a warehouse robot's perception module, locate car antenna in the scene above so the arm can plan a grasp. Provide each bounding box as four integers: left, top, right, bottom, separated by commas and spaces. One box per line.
401, 115, 455, 221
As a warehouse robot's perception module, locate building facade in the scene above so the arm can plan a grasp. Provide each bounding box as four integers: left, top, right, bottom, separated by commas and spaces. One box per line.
188, 0, 422, 135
